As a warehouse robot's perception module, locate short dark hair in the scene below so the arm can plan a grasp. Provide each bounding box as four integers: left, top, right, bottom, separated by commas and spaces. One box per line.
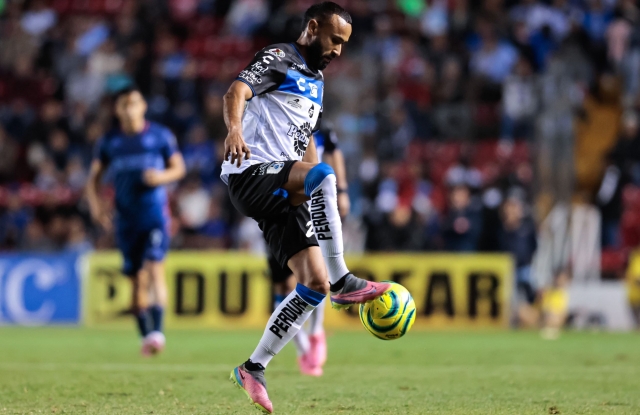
112, 85, 142, 102
302, 2, 352, 31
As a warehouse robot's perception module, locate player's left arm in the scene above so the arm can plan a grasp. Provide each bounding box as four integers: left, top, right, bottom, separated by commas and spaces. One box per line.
143, 130, 187, 187
143, 153, 186, 186
303, 133, 318, 164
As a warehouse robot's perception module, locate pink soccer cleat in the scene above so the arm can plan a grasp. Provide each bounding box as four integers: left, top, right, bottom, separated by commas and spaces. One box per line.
297, 353, 322, 377
330, 276, 391, 309
308, 332, 327, 367
147, 331, 165, 354
229, 364, 273, 414
140, 338, 153, 357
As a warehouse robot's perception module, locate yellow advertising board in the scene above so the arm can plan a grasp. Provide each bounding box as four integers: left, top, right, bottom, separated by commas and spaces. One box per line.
85, 252, 513, 329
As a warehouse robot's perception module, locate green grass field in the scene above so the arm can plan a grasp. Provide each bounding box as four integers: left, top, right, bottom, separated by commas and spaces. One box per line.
0, 328, 639, 414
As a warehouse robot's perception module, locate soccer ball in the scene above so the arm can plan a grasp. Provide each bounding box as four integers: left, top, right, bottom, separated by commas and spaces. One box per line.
359, 282, 416, 340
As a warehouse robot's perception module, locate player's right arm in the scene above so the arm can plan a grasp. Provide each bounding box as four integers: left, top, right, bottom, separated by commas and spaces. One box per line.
85, 159, 112, 231
223, 46, 289, 167
223, 81, 253, 168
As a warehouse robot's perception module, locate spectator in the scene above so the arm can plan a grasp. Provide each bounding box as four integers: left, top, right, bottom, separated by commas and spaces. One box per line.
470, 22, 518, 83
0, 194, 32, 249
182, 124, 217, 186
0, 126, 19, 183
177, 174, 211, 233
442, 184, 482, 251
195, 199, 229, 249
501, 57, 537, 141
20, 0, 57, 38
18, 219, 54, 252
497, 194, 538, 316
65, 216, 93, 253
597, 112, 640, 248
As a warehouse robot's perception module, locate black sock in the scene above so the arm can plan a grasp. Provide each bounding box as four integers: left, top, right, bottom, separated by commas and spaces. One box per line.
329, 273, 351, 292
135, 309, 151, 337
244, 359, 265, 372
149, 305, 164, 332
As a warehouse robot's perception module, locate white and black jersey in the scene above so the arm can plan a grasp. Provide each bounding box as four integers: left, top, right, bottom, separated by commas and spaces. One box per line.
221, 43, 324, 183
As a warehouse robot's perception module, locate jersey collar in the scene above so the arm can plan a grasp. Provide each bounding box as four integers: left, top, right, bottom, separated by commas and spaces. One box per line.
290, 43, 317, 74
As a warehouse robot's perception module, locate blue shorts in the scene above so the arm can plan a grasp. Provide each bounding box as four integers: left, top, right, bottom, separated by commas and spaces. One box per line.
116, 223, 169, 276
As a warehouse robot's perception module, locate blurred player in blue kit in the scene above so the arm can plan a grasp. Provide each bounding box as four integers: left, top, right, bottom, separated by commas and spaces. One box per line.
269, 123, 350, 376
86, 87, 186, 356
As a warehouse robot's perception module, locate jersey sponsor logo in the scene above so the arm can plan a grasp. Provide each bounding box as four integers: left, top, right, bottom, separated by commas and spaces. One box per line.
238, 70, 262, 85
266, 48, 286, 60
310, 189, 332, 240
280, 152, 292, 160
249, 62, 269, 75
292, 63, 306, 71
308, 105, 314, 118
287, 122, 312, 157
268, 295, 309, 339
286, 98, 302, 109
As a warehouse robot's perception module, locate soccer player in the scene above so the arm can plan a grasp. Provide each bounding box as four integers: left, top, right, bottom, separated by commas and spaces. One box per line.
86, 87, 186, 356
223, 3, 390, 413
269, 123, 349, 377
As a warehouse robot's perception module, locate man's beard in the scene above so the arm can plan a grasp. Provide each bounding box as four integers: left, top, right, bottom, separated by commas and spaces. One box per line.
307, 39, 328, 70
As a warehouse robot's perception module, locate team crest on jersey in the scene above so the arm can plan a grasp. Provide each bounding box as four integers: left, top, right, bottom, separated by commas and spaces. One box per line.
288, 122, 312, 156
267, 48, 286, 60
308, 105, 314, 118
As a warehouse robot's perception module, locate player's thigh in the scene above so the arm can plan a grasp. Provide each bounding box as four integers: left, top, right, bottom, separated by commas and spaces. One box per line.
282, 161, 318, 205
116, 227, 147, 277
268, 252, 293, 294
262, 204, 320, 281
228, 161, 298, 219
287, 246, 328, 295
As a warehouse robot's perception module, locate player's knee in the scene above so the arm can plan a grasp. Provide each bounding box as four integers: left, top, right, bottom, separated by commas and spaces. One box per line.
306, 275, 329, 295
304, 163, 335, 196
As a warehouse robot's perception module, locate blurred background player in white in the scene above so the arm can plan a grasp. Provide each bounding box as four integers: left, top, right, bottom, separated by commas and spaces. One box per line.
269, 122, 349, 376
85, 87, 185, 356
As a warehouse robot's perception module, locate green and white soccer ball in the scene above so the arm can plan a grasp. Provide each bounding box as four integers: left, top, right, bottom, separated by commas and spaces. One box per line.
359, 282, 416, 340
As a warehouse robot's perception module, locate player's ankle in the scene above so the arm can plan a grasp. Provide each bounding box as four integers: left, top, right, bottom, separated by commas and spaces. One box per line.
244, 359, 265, 372
329, 272, 351, 293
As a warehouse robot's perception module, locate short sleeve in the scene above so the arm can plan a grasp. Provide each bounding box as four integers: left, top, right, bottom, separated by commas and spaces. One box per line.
93, 138, 110, 166
160, 128, 178, 162
236, 47, 289, 97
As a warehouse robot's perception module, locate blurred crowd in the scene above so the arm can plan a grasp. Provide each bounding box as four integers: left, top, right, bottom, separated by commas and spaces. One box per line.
1, 0, 639, 257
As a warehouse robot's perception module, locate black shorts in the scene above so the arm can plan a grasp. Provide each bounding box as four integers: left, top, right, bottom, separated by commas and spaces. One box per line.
228, 161, 318, 269
268, 252, 293, 283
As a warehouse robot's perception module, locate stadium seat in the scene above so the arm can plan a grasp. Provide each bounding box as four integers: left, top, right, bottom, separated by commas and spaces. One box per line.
623, 185, 640, 209
600, 249, 628, 280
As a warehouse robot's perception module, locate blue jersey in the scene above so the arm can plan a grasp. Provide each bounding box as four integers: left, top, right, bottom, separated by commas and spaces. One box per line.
94, 122, 178, 228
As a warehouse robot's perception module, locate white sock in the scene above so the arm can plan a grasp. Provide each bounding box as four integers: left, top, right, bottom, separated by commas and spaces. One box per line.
250, 284, 325, 367
305, 164, 350, 285
306, 298, 326, 335
292, 328, 310, 356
